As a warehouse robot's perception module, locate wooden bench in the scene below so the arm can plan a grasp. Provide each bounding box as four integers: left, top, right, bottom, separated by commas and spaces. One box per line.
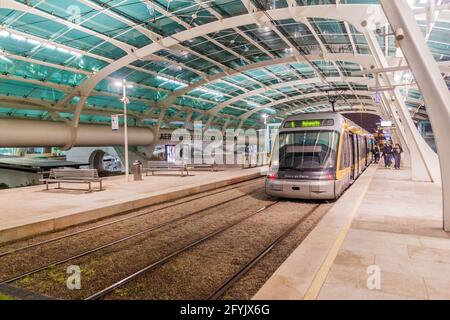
188, 163, 217, 172
144, 161, 190, 177
39, 169, 105, 192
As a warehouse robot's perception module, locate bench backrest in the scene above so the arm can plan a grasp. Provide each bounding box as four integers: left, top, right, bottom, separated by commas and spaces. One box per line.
50, 168, 99, 180
147, 161, 184, 167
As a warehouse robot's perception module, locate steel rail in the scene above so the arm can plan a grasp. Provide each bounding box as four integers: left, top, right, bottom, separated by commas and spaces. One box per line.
206, 204, 321, 300
0, 188, 265, 285
0, 178, 263, 259
85, 201, 280, 300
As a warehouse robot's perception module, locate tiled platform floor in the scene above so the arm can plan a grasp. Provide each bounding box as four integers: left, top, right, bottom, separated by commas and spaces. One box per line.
254, 165, 450, 300
0, 167, 266, 243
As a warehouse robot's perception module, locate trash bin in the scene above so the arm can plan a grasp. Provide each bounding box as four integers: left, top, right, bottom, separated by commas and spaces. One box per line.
133, 160, 143, 181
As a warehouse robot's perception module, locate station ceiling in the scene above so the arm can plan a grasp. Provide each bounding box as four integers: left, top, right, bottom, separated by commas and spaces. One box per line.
0, 0, 448, 130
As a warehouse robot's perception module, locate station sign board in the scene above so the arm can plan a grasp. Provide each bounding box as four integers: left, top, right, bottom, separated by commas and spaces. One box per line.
111, 115, 119, 132
380, 120, 393, 128
375, 91, 382, 104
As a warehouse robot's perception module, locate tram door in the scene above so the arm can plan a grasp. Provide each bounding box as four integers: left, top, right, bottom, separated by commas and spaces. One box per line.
350, 133, 356, 180
355, 135, 360, 175
364, 137, 369, 167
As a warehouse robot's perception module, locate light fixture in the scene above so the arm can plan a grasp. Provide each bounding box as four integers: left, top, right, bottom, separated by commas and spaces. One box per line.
57, 47, 70, 54
44, 43, 57, 50
114, 80, 132, 88
11, 33, 26, 42
27, 38, 40, 46
156, 75, 187, 88
247, 101, 260, 108
2, 31, 82, 58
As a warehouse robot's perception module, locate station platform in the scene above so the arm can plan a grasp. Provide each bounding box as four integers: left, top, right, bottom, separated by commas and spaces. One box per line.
254, 164, 450, 300
0, 167, 266, 244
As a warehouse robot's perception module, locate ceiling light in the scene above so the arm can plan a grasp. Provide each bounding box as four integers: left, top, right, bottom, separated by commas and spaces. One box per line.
44, 43, 56, 50
156, 75, 187, 88
57, 47, 69, 54
11, 34, 26, 42
27, 38, 40, 46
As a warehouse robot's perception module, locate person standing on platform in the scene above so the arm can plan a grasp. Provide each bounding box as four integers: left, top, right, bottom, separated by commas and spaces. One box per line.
383, 143, 393, 168
393, 143, 403, 170
373, 145, 381, 164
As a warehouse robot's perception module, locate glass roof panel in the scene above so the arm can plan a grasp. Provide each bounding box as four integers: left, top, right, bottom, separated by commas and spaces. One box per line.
0, 1, 447, 128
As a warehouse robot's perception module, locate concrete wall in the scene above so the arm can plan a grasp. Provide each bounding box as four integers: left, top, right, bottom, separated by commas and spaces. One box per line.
0, 169, 38, 188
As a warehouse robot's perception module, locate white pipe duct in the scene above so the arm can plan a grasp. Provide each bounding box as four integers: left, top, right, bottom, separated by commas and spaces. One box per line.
0, 119, 154, 148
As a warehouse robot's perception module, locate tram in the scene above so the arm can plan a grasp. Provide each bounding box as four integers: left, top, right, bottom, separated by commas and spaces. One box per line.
265, 113, 374, 200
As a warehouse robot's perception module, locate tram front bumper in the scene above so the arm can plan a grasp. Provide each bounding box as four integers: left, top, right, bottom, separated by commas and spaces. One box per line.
265, 179, 335, 200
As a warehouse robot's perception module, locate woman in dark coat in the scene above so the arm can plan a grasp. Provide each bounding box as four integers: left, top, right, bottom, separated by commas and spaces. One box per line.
393, 144, 403, 170
382, 143, 393, 168
373, 145, 381, 164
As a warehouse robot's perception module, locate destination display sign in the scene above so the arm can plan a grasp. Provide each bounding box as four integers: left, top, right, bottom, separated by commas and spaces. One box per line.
284, 119, 334, 128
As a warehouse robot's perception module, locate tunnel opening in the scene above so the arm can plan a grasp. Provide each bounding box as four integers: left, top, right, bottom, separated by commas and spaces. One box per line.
89, 150, 123, 175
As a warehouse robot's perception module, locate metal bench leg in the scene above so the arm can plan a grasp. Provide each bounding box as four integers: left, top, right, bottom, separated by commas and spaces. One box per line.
100, 180, 103, 191
57, 182, 60, 189
46, 182, 49, 190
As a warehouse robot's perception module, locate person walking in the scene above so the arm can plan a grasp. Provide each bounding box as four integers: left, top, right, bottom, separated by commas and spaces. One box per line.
393, 143, 403, 170
383, 143, 393, 168
373, 145, 380, 164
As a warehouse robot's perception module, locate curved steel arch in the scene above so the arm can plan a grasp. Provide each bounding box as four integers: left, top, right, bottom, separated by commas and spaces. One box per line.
340, 110, 381, 116
60, 4, 387, 132
233, 102, 381, 130
205, 76, 374, 118
237, 90, 375, 121
161, 53, 400, 107
277, 99, 378, 116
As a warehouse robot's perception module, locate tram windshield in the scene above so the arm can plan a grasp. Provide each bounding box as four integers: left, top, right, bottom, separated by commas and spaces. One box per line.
272, 131, 339, 171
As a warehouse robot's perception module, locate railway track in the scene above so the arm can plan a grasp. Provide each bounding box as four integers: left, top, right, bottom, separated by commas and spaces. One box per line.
0, 183, 266, 285
0, 178, 263, 259
2, 180, 327, 301
85, 201, 280, 300
206, 204, 321, 300
84, 202, 322, 301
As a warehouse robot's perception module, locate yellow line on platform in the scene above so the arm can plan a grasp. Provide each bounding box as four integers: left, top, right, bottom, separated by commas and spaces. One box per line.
303, 166, 377, 300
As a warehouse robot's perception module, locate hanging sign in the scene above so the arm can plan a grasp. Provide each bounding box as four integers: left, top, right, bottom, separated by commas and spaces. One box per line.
112, 115, 119, 132
380, 120, 392, 127
375, 91, 382, 104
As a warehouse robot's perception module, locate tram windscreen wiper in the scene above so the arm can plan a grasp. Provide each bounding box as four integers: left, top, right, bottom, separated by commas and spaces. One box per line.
278, 166, 298, 171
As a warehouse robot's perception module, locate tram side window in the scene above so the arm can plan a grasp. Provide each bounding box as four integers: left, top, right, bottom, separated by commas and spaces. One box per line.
366, 138, 370, 157
340, 133, 350, 170
363, 139, 366, 160
359, 136, 366, 160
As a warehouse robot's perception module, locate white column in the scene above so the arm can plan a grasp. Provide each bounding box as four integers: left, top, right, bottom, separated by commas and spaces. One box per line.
122, 81, 129, 182
184, 112, 194, 130
380, 0, 450, 230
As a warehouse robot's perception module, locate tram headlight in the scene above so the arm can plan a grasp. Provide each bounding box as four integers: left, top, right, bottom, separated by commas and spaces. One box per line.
268, 172, 278, 180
